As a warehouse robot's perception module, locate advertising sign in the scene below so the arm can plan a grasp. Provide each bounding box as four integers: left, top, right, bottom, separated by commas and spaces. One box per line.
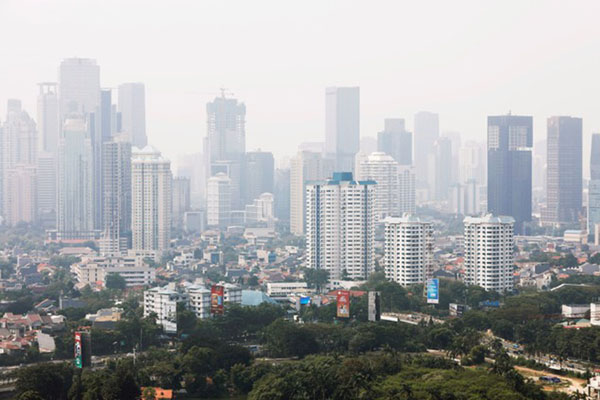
336, 290, 350, 318
299, 296, 311, 305
211, 285, 224, 315
74, 332, 82, 368
426, 278, 439, 304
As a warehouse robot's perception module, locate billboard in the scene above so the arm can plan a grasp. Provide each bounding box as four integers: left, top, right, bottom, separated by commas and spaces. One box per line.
336, 290, 350, 318
74, 332, 82, 368
211, 285, 224, 315
368, 291, 381, 322
426, 278, 439, 304
299, 296, 311, 305
74, 331, 91, 368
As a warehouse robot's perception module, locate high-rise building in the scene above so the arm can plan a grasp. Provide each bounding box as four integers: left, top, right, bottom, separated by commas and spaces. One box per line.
206, 172, 231, 228
58, 58, 100, 121
414, 111, 439, 189
459, 141, 485, 185
131, 146, 172, 253
543, 116, 583, 225
487, 115, 533, 233
2, 100, 38, 225
398, 165, 416, 215
358, 152, 401, 220
325, 87, 360, 173
172, 177, 191, 227
450, 179, 481, 216
102, 137, 132, 247
589, 134, 600, 238
118, 83, 147, 148
37, 83, 60, 155
464, 214, 514, 293
305, 172, 375, 280
430, 137, 453, 201
244, 151, 274, 205
274, 168, 290, 224
290, 151, 324, 235
377, 119, 412, 165
36, 152, 57, 227
383, 214, 433, 286
57, 119, 94, 236
205, 95, 245, 209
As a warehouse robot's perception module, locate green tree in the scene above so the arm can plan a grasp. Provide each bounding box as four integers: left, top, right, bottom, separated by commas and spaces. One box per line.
105, 273, 127, 290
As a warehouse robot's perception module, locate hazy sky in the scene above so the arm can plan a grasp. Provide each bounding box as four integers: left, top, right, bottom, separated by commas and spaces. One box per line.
2, 0, 600, 171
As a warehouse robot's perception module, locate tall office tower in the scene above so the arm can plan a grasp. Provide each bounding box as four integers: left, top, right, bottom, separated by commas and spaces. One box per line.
206, 172, 231, 228
377, 119, 412, 165
177, 153, 205, 209
398, 165, 416, 214
36, 152, 57, 227
325, 87, 360, 172
414, 111, 439, 189
244, 151, 274, 205
359, 152, 401, 220
131, 146, 172, 253
383, 214, 433, 286
2, 100, 38, 225
464, 214, 514, 293
37, 83, 60, 154
274, 168, 290, 224
172, 177, 191, 227
118, 83, 147, 148
306, 172, 375, 280
589, 134, 600, 238
102, 138, 132, 247
57, 119, 94, 236
543, 116, 583, 226
58, 58, 100, 121
205, 94, 246, 209
487, 115, 533, 233
459, 141, 485, 184
290, 151, 325, 235
430, 137, 452, 201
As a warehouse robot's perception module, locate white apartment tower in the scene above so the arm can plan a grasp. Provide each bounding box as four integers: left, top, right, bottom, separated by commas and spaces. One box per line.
463, 214, 515, 293
207, 172, 231, 227
290, 151, 324, 235
306, 172, 375, 280
118, 83, 147, 148
384, 214, 433, 286
132, 146, 172, 253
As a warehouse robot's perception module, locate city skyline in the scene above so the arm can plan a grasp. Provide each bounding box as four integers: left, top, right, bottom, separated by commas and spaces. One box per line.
2, 1, 600, 172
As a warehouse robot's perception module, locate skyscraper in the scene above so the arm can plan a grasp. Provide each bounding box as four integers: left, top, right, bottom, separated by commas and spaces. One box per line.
464, 214, 514, 293
274, 167, 290, 224
205, 95, 246, 209
384, 214, 433, 286
543, 116, 582, 225
118, 83, 147, 148
58, 58, 100, 121
2, 100, 38, 225
206, 172, 231, 228
172, 177, 191, 227
131, 146, 172, 253
102, 137, 132, 246
36, 152, 57, 227
487, 115, 533, 233
414, 111, 439, 189
244, 150, 274, 205
431, 137, 453, 201
57, 119, 94, 236
37, 83, 60, 154
589, 133, 600, 238
358, 152, 401, 220
377, 119, 412, 165
306, 172, 375, 280
290, 151, 325, 235
325, 87, 360, 173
